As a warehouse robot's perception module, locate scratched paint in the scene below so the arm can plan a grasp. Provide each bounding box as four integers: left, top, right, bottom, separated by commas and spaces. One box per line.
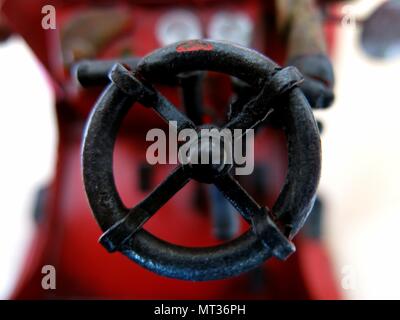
176, 40, 214, 53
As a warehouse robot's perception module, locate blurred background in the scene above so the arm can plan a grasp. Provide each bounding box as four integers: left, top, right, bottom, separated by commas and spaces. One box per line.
1, 0, 400, 299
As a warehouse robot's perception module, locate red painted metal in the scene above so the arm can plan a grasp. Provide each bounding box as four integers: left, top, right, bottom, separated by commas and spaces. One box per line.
176, 40, 214, 52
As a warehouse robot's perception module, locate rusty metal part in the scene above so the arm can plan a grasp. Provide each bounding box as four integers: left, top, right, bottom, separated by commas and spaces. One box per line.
61, 8, 132, 66
275, 0, 293, 36
276, 0, 335, 109
276, 0, 327, 58
82, 40, 321, 280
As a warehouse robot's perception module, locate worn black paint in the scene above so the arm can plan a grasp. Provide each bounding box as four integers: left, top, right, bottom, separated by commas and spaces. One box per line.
82, 40, 322, 281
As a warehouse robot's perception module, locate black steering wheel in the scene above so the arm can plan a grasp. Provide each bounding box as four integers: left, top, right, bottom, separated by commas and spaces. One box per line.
82, 40, 321, 281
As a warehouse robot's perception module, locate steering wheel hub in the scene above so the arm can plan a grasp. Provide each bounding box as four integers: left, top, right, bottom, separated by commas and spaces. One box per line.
183, 130, 232, 183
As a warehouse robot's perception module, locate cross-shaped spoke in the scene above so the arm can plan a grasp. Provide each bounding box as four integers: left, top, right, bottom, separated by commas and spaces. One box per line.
224, 66, 303, 135
99, 165, 191, 252
214, 173, 264, 223
150, 89, 197, 132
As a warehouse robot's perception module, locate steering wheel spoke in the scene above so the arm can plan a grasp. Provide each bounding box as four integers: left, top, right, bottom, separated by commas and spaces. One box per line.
109, 63, 196, 132
150, 89, 197, 131
225, 66, 304, 133
99, 165, 191, 252
214, 173, 295, 259
225, 97, 274, 133
214, 173, 262, 223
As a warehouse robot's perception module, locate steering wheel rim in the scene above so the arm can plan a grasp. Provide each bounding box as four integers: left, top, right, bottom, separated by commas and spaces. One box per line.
82, 40, 321, 281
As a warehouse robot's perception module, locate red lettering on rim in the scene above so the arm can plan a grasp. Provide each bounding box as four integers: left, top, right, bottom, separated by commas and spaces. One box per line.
176, 40, 213, 53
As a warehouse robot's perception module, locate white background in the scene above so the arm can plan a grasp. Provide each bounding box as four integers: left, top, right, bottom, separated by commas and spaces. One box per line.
1, 0, 400, 299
